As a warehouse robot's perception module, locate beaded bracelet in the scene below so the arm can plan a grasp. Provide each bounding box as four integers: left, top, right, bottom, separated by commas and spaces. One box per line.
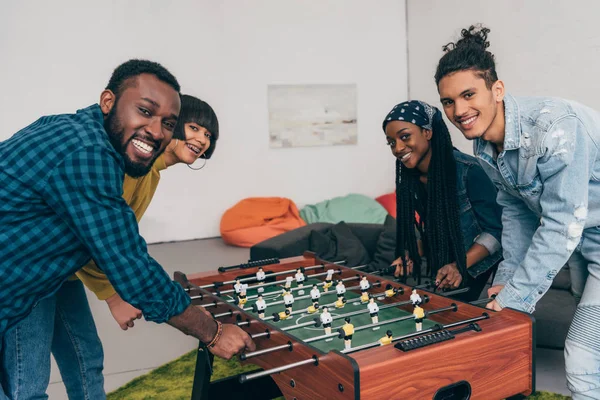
207, 320, 223, 348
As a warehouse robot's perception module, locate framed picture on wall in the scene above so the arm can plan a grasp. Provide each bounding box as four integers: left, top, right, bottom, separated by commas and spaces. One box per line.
268, 84, 357, 148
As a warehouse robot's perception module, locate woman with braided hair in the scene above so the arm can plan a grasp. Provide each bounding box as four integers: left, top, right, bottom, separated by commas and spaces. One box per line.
382, 100, 502, 301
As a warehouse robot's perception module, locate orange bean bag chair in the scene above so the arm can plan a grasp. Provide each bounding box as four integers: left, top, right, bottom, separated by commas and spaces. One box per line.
220, 197, 307, 247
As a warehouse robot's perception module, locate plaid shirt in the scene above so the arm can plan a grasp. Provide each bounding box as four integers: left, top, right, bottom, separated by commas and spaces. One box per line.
0, 104, 190, 334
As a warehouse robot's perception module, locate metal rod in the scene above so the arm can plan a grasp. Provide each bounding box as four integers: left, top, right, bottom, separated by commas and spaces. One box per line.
240, 342, 292, 361
248, 280, 371, 314
239, 357, 318, 383
213, 310, 235, 319
305, 304, 456, 344
436, 287, 470, 297
250, 330, 270, 339
469, 295, 496, 306
218, 268, 343, 296
341, 313, 490, 354
233, 276, 360, 311
281, 296, 411, 332
200, 260, 351, 290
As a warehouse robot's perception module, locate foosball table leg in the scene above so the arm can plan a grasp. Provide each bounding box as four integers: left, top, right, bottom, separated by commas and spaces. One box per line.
191, 343, 214, 400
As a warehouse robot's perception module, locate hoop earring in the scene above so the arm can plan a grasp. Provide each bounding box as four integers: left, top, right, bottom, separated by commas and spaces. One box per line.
188, 157, 207, 170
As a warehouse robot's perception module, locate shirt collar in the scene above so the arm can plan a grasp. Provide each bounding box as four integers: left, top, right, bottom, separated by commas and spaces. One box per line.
153, 154, 167, 172
474, 92, 521, 158
76, 104, 104, 124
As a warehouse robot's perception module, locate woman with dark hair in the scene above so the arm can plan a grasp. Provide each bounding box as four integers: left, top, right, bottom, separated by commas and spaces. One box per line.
2, 94, 225, 399
383, 100, 502, 302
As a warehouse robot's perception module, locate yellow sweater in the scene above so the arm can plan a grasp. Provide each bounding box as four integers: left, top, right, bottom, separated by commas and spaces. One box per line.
71, 155, 167, 300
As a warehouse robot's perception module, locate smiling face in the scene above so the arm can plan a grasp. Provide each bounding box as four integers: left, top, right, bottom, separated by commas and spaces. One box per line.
438, 70, 505, 142
384, 120, 432, 174
101, 73, 180, 177
169, 122, 212, 164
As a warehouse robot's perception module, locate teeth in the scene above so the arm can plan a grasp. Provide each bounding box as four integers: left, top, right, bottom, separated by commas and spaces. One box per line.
461, 116, 477, 125
132, 139, 153, 154
401, 152, 411, 161
186, 143, 201, 154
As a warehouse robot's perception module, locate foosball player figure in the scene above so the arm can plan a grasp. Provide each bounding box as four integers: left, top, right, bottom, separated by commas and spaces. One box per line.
233, 278, 243, 294
323, 269, 335, 291
237, 284, 249, 305
336, 280, 346, 301
341, 317, 354, 350
310, 284, 321, 307
284, 275, 294, 290
410, 288, 422, 306
335, 296, 347, 309
295, 268, 305, 294
321, 306, 333, 335
367, 297, 379, 326
283, 289, 294, 312
307, 302, 319, 314
253, 295, 267, 319
413, 304, 425, 332
385, 283, 398, 298
379, 330, 393, 346
359, 275, 371, 303
273, 309, 291, 322
256, 267, 266, 293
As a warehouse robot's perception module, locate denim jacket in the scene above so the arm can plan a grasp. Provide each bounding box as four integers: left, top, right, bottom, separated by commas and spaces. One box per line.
453, 149, 503, 278
415, 150, 503, 278
474, 93, 600, 313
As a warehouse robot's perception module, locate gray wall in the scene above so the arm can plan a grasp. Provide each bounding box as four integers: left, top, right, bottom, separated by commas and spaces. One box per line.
407, 0, 600, 154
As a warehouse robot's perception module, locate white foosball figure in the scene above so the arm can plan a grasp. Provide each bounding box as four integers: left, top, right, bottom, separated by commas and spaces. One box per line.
238, 283, 249, 305
323, 269, 335, 291
284, 276, 294, 290
320, 306, 333, 335
367, 297, 379, 325
254, 295, 267, 318
295, 268, 305, 294
335, 280, 346, 300
233, 278, 243, 294
283, 290, 295, 312
256, 267, 266, 284
410, 288, 422, 306
310, 284, 321, 307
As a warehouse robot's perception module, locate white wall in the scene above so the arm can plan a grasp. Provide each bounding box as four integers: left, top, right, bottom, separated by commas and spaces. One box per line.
0, 0, 408, 243
407, 0, 600, 154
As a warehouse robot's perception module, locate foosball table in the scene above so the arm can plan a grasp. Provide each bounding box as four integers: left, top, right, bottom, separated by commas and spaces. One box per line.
174, 252, 535, 400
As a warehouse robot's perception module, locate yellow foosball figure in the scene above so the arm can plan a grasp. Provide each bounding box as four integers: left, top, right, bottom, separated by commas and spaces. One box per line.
307, 303, 319, 314
413, 305, 425, 331
341, 317, 355, 350
379, 330, 393, 346
360, 292, 370, 303
273, 309, 291, 322
385, 284, 398, 298
335, 296, 346, 309
323, 269, 335, 291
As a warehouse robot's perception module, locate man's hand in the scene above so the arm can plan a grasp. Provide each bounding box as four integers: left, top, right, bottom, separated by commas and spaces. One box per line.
435, 262, 462, 290
487, 285, 504, 298
209, 324, 256, 360
392, 254, 414, 278
485, 299, 503, 311
106, 292, 142, 330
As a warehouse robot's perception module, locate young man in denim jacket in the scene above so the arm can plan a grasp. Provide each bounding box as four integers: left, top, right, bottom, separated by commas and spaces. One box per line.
436, 25, 600, 399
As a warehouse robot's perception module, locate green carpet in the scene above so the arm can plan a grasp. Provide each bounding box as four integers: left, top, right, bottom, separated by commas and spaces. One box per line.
107, 350, 570, 400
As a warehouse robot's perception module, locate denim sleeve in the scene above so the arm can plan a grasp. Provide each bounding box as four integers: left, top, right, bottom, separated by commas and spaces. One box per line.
42, 146, 190, 323
497, 116, 597, 312
493, 190, 539, 287
466, 163, 502, 255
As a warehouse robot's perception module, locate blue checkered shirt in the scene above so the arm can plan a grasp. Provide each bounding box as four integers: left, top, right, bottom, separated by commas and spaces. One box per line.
0, 104, 190, 335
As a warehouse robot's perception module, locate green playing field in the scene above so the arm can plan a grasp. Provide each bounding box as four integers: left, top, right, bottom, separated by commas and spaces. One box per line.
229, 278, 436, 354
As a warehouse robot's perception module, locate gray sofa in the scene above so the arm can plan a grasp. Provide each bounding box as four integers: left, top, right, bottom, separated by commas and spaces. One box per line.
250, 222, 577, 349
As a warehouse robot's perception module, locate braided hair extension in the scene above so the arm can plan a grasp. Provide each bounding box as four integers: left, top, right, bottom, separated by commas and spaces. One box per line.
395, 113, 467, 282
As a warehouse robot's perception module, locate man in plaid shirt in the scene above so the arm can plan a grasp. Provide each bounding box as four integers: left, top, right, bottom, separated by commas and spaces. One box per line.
0, 59, 254, 397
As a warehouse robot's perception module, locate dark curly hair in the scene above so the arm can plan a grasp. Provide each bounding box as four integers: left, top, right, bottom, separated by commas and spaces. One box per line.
106, 59, 180, 99
173, 94, 220, 159
435, 24, 498, 89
